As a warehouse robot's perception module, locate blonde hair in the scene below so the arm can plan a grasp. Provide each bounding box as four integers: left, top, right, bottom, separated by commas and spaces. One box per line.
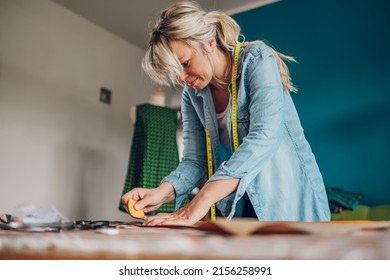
142, 1, 297, 93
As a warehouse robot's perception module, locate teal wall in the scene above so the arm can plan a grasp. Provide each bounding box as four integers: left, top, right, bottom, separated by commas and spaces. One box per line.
233, 0, 390, 205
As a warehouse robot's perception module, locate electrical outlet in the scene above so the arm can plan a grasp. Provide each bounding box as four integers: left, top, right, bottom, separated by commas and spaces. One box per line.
100, 87, 111, 104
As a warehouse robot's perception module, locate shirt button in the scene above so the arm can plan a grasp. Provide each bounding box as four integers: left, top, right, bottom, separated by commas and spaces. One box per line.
251, 192, 256, 197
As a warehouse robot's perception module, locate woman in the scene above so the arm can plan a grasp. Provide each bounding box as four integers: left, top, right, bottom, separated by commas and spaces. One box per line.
121, 1, 330, 225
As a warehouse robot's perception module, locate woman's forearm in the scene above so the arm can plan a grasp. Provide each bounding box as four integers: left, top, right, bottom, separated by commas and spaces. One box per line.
157, 181, 177, 204
194, 178, 240, 207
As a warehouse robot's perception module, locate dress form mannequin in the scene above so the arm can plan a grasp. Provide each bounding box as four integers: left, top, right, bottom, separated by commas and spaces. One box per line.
147, 87, 166, 106
130, 88, 166, 123
120, 88, 189, 213
130, 88, 181, 123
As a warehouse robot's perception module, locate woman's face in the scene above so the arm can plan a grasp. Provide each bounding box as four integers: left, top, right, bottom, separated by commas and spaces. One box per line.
170, 40, 214, 90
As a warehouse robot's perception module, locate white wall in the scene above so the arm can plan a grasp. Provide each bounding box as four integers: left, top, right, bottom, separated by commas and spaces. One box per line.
0, 0, 158, 221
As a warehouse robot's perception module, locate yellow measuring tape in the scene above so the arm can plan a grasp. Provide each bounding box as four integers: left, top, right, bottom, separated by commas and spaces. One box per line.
206, 42, 241, 221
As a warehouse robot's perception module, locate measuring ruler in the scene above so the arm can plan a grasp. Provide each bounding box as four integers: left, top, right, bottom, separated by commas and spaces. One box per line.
206, 42, 241, 221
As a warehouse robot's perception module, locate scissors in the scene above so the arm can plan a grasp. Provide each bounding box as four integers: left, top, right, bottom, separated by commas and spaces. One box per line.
5, 220, 112, 232
72, 220, 111, 230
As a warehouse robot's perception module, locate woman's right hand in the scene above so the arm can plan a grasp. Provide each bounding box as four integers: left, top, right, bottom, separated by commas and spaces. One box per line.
121, 182, 176, 215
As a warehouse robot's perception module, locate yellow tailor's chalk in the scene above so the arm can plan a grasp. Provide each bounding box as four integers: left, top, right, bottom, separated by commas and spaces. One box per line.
127, 199, 145, 219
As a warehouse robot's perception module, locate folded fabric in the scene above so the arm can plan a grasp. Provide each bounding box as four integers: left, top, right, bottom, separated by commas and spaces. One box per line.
326, 187, 363, 212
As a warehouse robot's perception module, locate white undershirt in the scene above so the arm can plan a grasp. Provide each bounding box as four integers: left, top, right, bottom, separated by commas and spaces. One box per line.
216, 106, 231, 148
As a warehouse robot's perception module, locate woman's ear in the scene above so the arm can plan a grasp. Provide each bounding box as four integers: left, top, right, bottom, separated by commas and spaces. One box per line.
205, 39, 217, 52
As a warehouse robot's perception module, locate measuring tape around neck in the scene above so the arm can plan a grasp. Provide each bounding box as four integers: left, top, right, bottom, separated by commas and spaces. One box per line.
206, 42, 241, 221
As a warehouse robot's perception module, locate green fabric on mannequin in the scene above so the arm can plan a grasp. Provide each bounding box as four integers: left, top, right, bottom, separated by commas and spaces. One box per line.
119, 104, 188, 213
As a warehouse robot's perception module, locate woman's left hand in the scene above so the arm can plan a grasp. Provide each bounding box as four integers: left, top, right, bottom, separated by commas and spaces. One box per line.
143, 178, 240, 226
143, 196, 211, 226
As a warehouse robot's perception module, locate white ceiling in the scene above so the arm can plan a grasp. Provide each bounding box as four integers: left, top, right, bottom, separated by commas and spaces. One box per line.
51, 0, 278, 49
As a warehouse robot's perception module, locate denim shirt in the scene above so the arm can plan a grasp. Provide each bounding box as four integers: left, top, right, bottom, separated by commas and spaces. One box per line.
162, 43, 330, 221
